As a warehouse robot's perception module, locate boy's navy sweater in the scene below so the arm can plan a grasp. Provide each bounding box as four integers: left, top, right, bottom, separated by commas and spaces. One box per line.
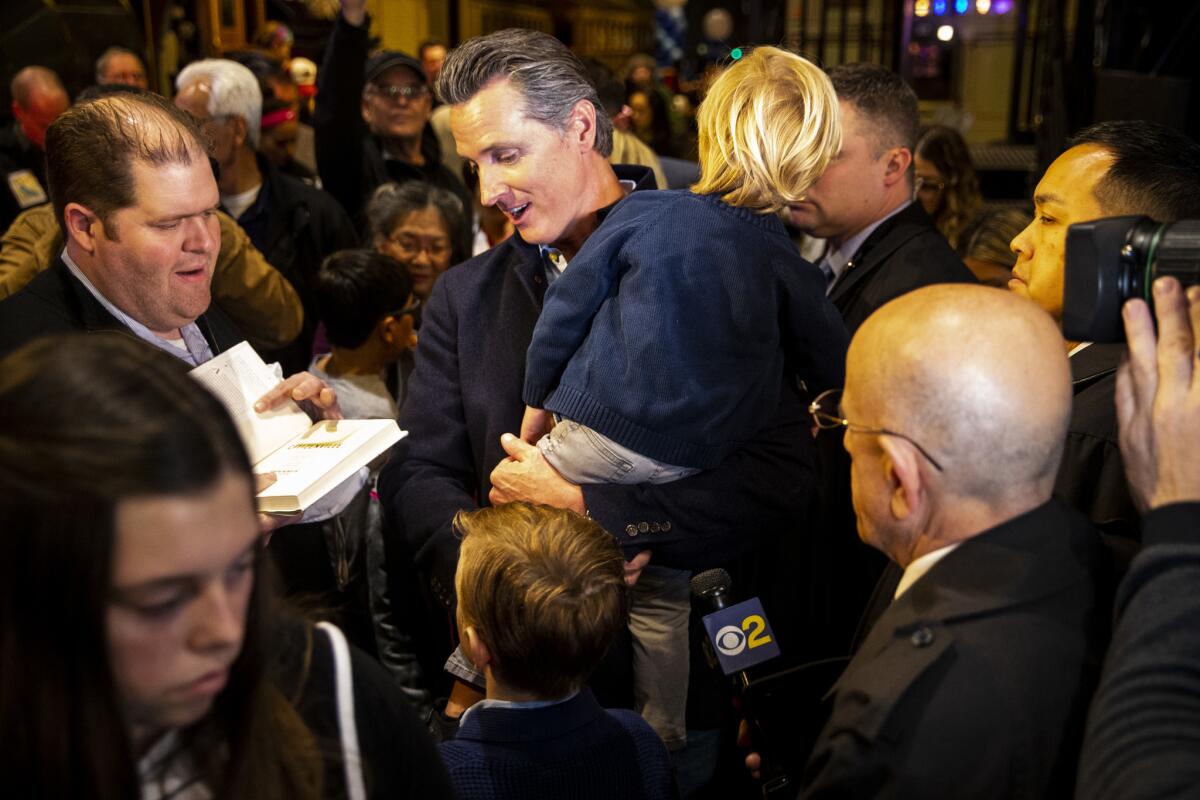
523, 190, 849, 469
439, 689, 677, 800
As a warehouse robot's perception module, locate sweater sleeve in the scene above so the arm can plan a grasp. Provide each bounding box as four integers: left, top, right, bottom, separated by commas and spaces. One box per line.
522, 214, 638, 406
1075, 502, 1200, 799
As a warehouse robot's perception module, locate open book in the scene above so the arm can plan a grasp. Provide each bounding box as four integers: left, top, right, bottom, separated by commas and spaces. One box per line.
191, 342, 405, 513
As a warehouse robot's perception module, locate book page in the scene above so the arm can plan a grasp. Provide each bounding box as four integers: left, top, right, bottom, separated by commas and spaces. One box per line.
190, 342, 311, 464
254, 419, 402, 505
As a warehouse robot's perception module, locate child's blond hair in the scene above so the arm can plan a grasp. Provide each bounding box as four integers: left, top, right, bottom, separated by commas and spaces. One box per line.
454, 502, 627, 698
692, 46, 841, 213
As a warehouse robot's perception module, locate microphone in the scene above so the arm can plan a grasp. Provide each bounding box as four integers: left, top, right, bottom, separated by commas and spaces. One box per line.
691, 568, 781, 677
691, 569, 792, 797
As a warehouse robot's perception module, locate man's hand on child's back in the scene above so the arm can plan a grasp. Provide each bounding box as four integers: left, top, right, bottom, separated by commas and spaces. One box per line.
520, 405, 552, 444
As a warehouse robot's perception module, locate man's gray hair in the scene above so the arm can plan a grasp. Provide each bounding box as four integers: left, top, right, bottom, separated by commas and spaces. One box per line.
95, 47, 143, 84
437, 29, 613, 157
175, 58, 263, 149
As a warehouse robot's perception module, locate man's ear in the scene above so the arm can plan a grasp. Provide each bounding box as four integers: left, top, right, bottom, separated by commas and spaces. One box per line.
62, 202, 101, 254
461, 625, 492, 672
231, 115, 249, 148
565, 97, 598, 153
882, 146, 914, 188
879, 435, 926, 523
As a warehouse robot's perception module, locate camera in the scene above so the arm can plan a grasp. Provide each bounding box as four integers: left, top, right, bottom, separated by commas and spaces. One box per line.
1063, 216, 1200, 342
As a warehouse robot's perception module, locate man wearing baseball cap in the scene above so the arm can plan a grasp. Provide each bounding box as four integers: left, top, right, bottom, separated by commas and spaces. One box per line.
314, 0, 470, 226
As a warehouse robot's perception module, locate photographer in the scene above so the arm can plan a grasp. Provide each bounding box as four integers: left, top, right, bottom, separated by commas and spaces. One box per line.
1009, 121, 1200, 539
1076, 277, 1200, 798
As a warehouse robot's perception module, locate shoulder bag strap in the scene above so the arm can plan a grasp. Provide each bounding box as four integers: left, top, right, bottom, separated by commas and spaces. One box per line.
315, 621, 368, 800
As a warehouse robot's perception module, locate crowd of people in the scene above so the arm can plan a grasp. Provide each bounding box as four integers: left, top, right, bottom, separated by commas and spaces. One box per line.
4, 0, 1200, 797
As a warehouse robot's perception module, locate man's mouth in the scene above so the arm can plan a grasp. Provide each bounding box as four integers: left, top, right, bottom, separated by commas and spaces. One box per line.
175, 266, 208, 283
500, 202, 530, 225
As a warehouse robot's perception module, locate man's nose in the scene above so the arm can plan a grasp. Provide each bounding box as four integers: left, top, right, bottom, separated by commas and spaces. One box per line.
184, 215, 218, 253
1010, 221, 1034, 257
478, 166, 508, 209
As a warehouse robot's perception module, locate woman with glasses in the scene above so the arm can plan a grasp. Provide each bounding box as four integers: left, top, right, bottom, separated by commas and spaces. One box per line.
367, 180, 470, 305
915, 125, 1029, 287
0, 333, 453, 799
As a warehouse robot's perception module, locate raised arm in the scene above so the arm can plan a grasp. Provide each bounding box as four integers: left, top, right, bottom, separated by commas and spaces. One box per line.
1077, 278, 1200, 798
314, 0, 371, 219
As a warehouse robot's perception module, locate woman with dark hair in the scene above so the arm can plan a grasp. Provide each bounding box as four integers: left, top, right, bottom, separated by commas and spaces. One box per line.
0, 333, 453, 799
366, 180, 470, 303
915, 125, 1029, 287
914, 124, 983, 249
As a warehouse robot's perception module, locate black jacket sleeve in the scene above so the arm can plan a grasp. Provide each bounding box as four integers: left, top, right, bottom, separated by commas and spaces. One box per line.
584, 378, 815, 572
1076, 502, 1200, 799
314, 13, 372, 220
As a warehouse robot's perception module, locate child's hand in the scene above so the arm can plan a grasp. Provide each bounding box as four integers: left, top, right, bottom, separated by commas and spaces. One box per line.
520, 406, 552, 444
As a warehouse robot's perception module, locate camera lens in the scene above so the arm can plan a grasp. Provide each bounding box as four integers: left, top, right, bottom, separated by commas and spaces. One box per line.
1064, 216, 1200, 343
1148, 220, 1200, 291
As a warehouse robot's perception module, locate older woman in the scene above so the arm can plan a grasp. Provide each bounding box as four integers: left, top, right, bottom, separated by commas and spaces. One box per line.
366, 181, 470, 303
0, 333, 453, 799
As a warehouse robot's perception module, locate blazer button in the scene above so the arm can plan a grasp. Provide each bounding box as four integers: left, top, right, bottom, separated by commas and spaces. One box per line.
650, 522, 661, 533
625, 524, 638, 536
638, 522, 650, 533
910, 626, 934, 648
662, 522, 672, 532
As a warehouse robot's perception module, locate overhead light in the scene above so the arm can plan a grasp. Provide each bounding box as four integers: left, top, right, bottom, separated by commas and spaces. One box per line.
915, 0, 931, 17
954, 0, 968, 13
937, 24, 954, 41
933, 0, 947, 14
976, 0, 991, 12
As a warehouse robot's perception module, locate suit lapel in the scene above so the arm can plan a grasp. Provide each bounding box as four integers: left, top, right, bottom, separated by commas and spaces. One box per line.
829, 203, 928, 304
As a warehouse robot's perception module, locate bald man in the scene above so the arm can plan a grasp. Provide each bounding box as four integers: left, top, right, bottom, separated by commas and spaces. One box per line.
2, 66, 69, 232
799, 285, 1113, 798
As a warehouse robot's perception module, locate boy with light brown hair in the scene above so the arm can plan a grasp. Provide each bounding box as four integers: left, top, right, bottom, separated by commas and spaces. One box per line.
439, 502, 676, 800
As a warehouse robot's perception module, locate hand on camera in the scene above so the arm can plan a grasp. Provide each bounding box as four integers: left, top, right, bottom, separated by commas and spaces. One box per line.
1116, 277, 1200, 510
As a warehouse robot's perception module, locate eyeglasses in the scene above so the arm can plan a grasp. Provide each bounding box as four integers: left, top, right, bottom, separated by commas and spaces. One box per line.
391, 296, 421, 318
808, 388, 945, 471
914, 176, 946, 195
366, 83, 431, 103
385, 235, 451, 261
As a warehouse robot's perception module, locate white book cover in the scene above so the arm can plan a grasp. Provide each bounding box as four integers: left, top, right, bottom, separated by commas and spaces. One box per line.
190, 343, 405, 512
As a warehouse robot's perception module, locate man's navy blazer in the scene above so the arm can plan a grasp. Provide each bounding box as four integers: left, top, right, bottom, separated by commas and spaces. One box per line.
377, 166, 822, 607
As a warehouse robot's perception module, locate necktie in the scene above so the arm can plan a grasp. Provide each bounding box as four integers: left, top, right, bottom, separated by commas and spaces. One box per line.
818, 254, 836, 294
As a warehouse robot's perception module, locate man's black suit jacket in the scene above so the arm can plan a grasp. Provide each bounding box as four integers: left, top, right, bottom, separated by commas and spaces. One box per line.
1056, 343, 1138, 539
0, 256, 244, 358
802, 499, 1113, 799
799, 203, 977, 659
828, 201, 976, 335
